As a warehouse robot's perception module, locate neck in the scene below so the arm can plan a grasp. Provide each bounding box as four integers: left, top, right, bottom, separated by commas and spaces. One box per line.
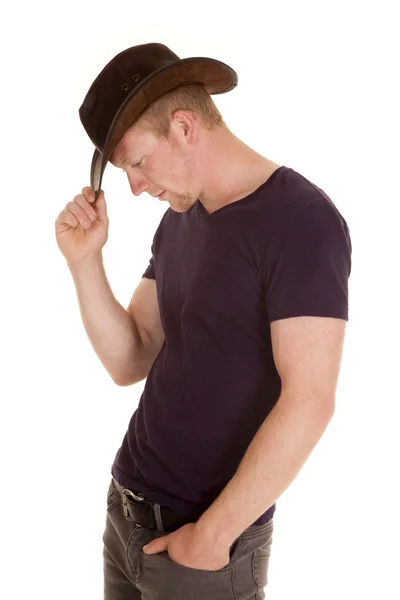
196, 129, 280, 214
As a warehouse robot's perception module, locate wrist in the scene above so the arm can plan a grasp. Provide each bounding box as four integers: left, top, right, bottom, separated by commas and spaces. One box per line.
195, 514, 234, 549
67, 254, 103, 272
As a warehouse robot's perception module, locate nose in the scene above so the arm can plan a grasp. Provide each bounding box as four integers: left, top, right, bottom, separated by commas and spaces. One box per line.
127, 174, 150, 196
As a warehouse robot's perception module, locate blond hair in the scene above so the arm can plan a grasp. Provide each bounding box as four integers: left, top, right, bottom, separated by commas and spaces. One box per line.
135, 83, 228, 139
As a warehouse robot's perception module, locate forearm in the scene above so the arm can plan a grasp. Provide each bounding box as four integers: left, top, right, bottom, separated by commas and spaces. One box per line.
195, 394, 333, 546
68, 255, 143, 384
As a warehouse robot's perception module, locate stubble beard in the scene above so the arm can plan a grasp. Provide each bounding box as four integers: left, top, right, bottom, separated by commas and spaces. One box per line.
170, 192, 196, 213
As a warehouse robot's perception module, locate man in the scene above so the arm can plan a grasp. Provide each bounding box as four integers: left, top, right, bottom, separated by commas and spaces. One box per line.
55, 43, 352, 599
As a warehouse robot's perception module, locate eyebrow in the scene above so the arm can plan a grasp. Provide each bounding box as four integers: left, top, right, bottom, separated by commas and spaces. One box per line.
109, 156, 124, 168
110, 156, 142, 168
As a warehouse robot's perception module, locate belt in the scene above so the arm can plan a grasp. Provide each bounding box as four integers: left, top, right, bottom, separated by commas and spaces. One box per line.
113, 478, 196, 533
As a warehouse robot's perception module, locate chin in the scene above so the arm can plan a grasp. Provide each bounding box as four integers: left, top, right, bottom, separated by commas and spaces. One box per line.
158, 186, 194, 210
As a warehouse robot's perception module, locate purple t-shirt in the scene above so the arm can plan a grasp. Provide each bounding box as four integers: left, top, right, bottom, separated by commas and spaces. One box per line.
111, 165, 352, 526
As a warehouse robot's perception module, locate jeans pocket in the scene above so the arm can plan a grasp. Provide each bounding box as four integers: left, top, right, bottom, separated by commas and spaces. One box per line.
154, 530, 242, 574
106, 478, 118, 504
252, 545, 272, 598
140, 548, 235, 600
159, 548, 234, 574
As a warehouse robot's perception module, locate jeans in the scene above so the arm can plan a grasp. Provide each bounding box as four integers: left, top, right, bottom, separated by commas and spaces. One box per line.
103, 477, 274, 599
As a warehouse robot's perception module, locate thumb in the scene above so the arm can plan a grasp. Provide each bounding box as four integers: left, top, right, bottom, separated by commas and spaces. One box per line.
94, 190, 108, 219
143, 535, 169, 554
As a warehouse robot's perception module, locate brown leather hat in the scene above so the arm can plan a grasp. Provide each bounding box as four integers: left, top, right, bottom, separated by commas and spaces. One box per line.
79, 42, 238, 200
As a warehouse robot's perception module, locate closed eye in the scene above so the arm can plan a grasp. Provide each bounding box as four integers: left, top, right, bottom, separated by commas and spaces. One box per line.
119, 158, 144, 174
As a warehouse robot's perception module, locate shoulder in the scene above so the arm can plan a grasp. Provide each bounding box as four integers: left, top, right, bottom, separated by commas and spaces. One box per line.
266, 167, 348, 234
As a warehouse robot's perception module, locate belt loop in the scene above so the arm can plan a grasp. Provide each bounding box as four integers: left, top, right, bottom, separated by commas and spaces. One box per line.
152, 503, 165, 534
122, 488, 144, 522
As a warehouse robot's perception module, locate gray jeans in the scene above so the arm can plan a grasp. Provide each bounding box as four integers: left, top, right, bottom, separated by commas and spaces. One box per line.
103, 477, 274, 599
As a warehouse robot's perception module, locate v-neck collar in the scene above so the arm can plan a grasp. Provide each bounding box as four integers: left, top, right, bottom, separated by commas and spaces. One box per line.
195, 166, 287, 222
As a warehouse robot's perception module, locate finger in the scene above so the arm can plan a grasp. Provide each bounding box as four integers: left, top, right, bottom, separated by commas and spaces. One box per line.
75, 193, 98, 223
64, 210, 80, 227
91, 189, 108, 220
92, 189, 105, 204
55, 210, 79, 229
81, 186, 97, 204
66, 199, 93, 229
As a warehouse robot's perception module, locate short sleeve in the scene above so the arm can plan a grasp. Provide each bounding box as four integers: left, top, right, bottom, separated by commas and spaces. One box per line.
140, 210, 169, 280
141, 240, 156, 280
264, 199, 352, 324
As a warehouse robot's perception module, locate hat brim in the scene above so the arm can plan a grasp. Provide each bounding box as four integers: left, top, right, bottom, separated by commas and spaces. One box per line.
90, 56, 238, 199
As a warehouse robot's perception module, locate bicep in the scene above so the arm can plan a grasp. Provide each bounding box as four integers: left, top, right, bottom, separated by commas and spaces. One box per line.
270, 315, 346, 407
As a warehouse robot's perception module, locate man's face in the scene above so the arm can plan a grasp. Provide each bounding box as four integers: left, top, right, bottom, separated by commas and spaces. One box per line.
109, 113, 198, 213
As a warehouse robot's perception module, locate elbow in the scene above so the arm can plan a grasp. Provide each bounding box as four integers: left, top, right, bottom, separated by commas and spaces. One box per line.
112, 371, 145, 386
109, 369, 133, 386
113, 375, 135, 387
110, 361, 150, 387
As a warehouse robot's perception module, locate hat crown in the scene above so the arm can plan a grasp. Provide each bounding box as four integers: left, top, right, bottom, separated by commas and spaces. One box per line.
79, 43, 181, 151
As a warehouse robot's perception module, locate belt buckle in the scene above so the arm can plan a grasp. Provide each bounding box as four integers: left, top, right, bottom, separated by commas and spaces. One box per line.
122, 488, 145, 522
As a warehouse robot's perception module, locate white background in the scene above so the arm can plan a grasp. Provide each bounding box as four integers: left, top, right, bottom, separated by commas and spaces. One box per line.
1, 1, 399, 598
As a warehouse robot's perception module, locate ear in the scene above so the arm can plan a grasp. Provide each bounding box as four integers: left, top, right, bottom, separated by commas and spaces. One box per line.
171, 109, 197, 143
